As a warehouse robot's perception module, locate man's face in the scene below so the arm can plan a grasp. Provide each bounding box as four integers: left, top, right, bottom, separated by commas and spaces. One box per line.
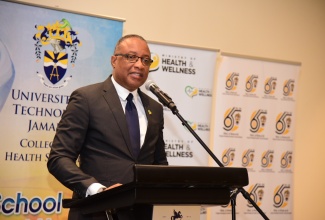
111, 37, 151, 91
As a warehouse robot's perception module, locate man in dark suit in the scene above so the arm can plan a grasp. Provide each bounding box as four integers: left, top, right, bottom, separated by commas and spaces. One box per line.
47, 34, 168, 220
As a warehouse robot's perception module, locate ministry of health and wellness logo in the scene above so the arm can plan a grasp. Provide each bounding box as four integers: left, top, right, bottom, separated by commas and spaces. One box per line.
33, 18, 81, 88
185, 86, 198, 97
185, 85, 212, 98
149, 53, 159, 72
149, 53, 196, 75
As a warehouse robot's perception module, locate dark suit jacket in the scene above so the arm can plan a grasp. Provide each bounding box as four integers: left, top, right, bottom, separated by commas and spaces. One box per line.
47, 76, 168, 219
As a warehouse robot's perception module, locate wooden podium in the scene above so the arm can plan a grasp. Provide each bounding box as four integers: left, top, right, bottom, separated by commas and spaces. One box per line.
62, 165, 249, 215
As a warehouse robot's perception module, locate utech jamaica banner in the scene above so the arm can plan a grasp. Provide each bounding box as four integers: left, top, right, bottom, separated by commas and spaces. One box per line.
210, 53, 300, 220
144, 42, 219, 167
0, 1, 123, 219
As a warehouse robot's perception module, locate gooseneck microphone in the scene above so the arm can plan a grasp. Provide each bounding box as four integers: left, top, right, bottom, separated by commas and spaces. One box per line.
145, 80, 178, 113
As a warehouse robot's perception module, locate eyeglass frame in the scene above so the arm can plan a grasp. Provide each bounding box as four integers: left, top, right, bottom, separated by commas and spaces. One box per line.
114, 53, 153, 66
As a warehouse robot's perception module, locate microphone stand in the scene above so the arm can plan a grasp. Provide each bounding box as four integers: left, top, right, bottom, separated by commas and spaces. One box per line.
168, 106, 269, 220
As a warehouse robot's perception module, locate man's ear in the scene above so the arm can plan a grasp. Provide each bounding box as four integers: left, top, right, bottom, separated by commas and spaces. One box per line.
111, 55, 117, 68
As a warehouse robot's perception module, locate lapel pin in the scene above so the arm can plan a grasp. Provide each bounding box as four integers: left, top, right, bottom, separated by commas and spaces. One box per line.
148, 110, 152, 115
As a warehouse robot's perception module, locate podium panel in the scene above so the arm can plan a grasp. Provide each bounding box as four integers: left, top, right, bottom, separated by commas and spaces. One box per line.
63, 165, 249, 215
153, 206, 201, 220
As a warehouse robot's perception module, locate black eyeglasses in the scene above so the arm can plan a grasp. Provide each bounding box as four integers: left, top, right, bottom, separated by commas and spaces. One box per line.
115, 54, 153, 66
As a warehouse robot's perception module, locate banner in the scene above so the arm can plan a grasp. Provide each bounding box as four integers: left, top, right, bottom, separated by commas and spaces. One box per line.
0, 1, 123, 219
144, 42, 218, 219
210, 53, 300, 220
144, 42, 218, 166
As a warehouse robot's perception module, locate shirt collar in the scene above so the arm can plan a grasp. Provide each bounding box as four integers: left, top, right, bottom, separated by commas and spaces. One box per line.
111, 75, 138, 101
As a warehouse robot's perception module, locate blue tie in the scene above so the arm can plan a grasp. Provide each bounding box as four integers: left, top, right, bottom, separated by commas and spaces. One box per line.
125, 93, 140, 158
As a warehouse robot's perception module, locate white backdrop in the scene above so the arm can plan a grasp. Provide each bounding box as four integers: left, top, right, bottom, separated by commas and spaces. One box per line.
210, 53, 300, 220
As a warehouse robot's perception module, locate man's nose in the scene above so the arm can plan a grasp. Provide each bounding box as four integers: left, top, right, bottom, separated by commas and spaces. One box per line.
134, 57, 145, 67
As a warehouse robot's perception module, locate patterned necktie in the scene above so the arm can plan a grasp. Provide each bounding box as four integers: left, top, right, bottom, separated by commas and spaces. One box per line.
125, 93, 141, 158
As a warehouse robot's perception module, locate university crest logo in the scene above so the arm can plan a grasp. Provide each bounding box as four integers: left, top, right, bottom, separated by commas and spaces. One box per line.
33, 18, 81, 88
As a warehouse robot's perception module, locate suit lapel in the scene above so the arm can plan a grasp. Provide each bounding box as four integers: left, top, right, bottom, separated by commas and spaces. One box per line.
102, 77, 133, 157
138, 89, 155, 148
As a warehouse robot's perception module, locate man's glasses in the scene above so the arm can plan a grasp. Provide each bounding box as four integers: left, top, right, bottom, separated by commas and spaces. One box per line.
115, 54, 153, 66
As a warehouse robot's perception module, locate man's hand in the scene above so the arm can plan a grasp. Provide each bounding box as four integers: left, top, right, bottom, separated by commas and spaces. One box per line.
105, 183, 122, 190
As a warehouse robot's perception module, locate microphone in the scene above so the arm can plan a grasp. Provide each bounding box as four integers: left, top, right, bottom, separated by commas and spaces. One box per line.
145, 80, 178, 113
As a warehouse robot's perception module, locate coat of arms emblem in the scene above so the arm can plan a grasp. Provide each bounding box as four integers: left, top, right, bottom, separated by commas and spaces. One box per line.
33, 18, 81, 87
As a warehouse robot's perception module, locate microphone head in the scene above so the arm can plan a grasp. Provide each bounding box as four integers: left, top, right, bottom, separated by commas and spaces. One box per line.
145, 80, 155, 91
